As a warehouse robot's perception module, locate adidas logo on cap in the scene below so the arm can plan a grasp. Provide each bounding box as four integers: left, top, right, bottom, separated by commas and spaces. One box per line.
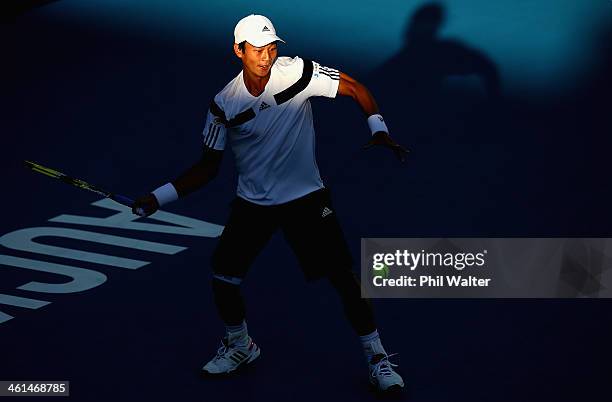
262, 25, 270, 32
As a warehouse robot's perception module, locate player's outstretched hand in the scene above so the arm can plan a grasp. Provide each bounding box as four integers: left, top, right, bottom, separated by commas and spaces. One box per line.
362, 131, 409, 162
132, 194, 160, 217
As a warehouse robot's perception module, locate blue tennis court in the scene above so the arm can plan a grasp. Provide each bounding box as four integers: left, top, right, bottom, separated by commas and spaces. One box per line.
2, 1, 611, 400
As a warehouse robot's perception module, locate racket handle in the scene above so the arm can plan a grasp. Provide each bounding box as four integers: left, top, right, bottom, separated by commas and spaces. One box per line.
110, 194, 147, 217
110, 193, 134, 208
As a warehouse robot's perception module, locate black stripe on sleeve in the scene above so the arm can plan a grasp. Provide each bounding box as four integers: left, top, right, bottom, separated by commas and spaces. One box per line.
204, 125, 211, 147
320, 67, 339, 76
205, 125, 215, 147
273, 59, 314, 105
320, 66, 339, 74
210, 124, 221, 148
204, 122, 213, 145
319, 70, 340, 80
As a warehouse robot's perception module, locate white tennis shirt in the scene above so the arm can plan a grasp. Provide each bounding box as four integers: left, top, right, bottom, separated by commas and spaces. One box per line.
202, 56, 340, 205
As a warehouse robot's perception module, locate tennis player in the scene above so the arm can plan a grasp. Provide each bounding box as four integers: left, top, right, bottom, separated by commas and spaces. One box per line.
132, 14, 408, 393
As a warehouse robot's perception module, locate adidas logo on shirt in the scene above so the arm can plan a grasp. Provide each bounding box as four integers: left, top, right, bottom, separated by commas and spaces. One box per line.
262, 26, 270, 32
321, 207, 333, 218
259, 101, 271, 111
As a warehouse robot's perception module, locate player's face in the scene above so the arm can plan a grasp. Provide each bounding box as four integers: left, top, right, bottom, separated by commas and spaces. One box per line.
235, 42, 278, 78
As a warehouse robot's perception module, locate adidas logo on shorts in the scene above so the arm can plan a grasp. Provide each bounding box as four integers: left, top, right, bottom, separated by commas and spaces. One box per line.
321, 207, 333, 218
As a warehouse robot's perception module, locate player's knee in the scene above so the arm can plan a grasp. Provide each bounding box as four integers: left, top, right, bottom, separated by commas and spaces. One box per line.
212, 274, 243, 287
212, 275, 243, 303
211, 250, 245, 282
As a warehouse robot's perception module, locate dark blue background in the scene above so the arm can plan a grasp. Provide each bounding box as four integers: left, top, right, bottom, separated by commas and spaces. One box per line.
1, 2, 611, 401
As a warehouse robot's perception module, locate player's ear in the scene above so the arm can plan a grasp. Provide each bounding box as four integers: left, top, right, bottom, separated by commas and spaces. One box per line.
233, 43, 243, 59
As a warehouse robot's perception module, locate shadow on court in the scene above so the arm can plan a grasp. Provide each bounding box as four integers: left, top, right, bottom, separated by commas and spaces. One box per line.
319, 3, 612, 237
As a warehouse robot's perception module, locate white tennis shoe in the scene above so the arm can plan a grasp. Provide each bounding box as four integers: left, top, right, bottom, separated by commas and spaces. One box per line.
369, 353, 404, 392
201, 336, 260, 375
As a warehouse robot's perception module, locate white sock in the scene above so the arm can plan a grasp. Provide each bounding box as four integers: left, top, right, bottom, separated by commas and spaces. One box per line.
225, 321, 249, 346
360, 330, 387, 362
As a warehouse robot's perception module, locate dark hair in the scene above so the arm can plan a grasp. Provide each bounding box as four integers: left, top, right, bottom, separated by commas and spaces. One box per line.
237, 40, 280, 52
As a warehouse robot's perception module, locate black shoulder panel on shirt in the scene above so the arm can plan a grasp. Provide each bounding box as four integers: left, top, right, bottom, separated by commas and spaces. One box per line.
273, 59, 314, 105
227, 108, 256, 127
209, 100, 227, 122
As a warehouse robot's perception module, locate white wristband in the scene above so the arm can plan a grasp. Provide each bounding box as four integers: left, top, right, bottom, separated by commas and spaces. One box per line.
152, 183, 178, 206
367, 114, 389, 136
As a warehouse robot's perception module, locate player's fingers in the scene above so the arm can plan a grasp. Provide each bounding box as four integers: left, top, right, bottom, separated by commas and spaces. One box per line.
132, 204, 144, 216
132, 198, 152, 217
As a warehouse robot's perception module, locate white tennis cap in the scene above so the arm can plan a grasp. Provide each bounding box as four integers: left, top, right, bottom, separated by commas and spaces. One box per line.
234, 14, 285, 47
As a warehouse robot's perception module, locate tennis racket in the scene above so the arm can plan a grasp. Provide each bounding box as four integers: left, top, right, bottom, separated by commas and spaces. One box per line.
24, 160, 145, 215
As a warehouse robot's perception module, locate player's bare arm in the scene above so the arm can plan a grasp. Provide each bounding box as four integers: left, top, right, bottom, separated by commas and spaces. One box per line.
337, 72, 380, 116
131, 147, 223, 216
337, 72, 409, 162
173, 148, 223, 197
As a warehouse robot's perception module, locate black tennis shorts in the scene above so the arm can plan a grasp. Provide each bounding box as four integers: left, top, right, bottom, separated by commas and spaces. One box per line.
211, 188, 353, 281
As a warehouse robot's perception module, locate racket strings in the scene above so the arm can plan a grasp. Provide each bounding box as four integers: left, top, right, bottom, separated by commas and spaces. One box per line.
25, 161, 109, 197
